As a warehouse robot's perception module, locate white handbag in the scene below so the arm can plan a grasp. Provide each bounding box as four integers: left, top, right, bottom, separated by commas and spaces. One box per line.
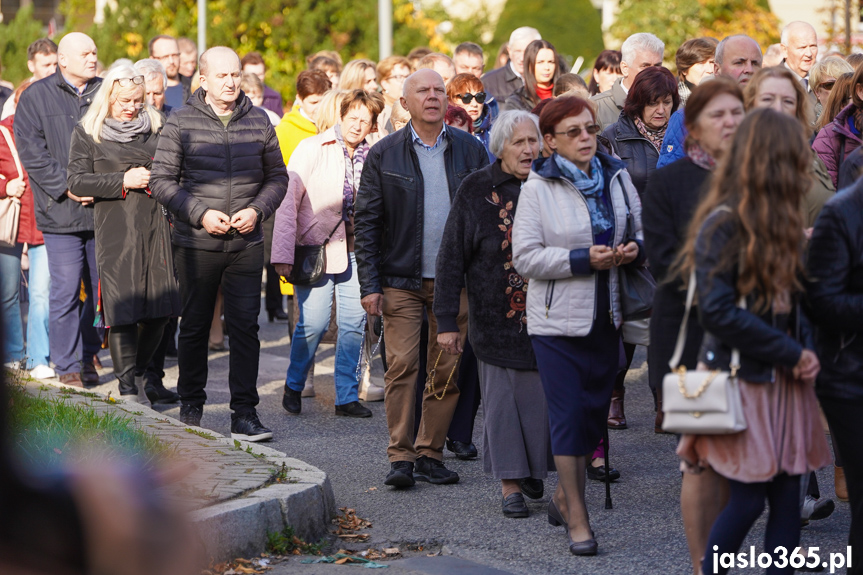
661, 270, 747, 434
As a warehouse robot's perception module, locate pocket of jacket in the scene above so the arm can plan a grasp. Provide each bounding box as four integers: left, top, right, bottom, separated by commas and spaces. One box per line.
382, 171, 415, 186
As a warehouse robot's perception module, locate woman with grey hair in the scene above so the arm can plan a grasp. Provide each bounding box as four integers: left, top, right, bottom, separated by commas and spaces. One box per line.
67, 64, 180, 402
434, 110, 551, 519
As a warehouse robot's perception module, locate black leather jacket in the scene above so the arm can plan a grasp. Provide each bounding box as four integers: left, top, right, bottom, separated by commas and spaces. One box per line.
603, 112, 660, 196
806, 180, 863, 400
695, 210, 811, 382
354, 124, 489, 297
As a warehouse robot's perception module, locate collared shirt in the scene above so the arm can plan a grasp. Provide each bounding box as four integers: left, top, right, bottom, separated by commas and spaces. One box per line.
62, 73, 88, 96
784, 60, 811, 91
509, 61, 523, 80
409, 121, 447, 152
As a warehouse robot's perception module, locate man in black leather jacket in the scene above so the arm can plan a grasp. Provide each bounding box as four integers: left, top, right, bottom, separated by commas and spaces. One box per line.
151, 46, 287, 442
355, 68, 488, 488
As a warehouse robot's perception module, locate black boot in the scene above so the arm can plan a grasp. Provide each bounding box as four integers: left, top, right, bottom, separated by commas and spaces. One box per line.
144, 372, 180, 404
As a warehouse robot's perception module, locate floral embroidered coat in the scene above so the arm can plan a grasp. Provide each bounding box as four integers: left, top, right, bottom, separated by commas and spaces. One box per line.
433, 160, 536, 370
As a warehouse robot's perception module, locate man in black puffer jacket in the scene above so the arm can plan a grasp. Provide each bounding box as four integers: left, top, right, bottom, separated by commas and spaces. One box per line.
150, 46, 288, 442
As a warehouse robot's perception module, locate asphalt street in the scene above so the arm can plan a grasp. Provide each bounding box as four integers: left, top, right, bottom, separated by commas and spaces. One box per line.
93, 302, 851, 575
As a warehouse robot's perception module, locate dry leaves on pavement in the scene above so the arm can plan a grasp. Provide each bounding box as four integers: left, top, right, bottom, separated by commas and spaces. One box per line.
333, 507, 371, 541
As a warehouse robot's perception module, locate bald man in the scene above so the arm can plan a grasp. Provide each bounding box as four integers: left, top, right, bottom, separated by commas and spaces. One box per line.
14, 32, 104, 387
781, 21, 819, 102
150, 46, 288, 441
354, 69, 489, 488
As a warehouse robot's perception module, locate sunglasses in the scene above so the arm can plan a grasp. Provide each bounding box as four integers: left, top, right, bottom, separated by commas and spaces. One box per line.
114, 75, 145, 87
457, 91, 486, 105
818, 81, 836, 92
554, 124, 601, 139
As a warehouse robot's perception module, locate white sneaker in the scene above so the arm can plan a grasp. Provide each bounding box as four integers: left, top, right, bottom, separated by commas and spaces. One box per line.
801, 495, 835, 525
359, 366, 385, 402
30, 365, 56, 380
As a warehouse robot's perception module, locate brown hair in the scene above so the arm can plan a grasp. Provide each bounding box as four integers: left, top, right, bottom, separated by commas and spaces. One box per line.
376, 56, 411, 83
523, 40, 561, 107
295, 69, 331, 100
588, 50, 622, 96
339, 89, 385, 127
623, 66, 679, 121
446, 73, 484, 102
675, 37, 718, 83
676, 109, 810, 312
553, 73, 588, 97
684, 77, 744, 134
744, 66, 813, 138
240, 51, 265, 69
27, 38, 57, 61
538, 96, 595, 136
817, 72, 854, 131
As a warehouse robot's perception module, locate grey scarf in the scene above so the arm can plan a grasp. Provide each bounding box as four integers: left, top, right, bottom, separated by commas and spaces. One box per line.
101, 113, 151, 143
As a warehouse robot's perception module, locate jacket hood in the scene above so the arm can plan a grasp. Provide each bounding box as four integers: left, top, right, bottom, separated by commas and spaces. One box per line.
832, 103, 858, 137
283, 106, 316, 130
531, 151, 626, 181
474, 105, 492, 133
189, 87, 253, 123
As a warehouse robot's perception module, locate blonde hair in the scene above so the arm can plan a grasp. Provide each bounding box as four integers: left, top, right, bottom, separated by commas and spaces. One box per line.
339, 59, 376, 90
80, 64, 163, 143
315, 89, 347, 132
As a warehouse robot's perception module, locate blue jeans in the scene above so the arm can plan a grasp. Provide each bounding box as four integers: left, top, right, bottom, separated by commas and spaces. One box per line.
26, 244, 50, 368
0, 243, 24, 364
287, 252, 364, 405
42, 232, 101, 375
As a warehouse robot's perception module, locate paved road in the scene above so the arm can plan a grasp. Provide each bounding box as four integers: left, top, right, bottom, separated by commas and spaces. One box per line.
94, 304, 851, 575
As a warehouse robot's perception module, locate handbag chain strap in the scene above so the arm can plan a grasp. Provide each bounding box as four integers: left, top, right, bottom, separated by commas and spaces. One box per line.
425, 350, 461, 401
355, 315, 384, 383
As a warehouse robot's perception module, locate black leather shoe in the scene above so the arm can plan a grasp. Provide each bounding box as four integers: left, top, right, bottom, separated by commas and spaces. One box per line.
268, 308, 289, 322
335, 401, 372, 418
521, 477, 544, 499
414, 455, 460, 484
445, 439, 478, 460
567, 533, 598, 556
587, 464, 620, 482
282, 387, 302, 414
502, 493, 529, 518
144, 376, 180, 404
179, 404, 203, 427
384, 461, 415, 488
231, 412, 273, 442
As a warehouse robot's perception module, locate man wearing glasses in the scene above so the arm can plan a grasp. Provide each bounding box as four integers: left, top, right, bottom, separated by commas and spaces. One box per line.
148, 35, 191, 110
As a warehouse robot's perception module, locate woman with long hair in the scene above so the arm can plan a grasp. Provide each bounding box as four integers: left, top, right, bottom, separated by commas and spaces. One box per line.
812, 64, 863, 187
339, 59, 378, 92
67, 65, 180, 402
503, 40, 561, 112
642, 78, 745, 573
675, 109, 832, 574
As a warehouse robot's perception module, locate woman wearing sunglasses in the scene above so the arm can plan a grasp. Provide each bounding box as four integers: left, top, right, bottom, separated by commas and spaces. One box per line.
67, 65, 179, 402
447, 73, 495, 161
512, 96, 643, 556
503, 40, 561, 113
808, 56, 853, 124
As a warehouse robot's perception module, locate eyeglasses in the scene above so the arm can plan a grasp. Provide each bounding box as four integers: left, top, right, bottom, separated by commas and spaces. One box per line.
114, 75, 145, 87
457, 91, 486, 105
155, 53, 180, 61
116, 100, 144, 111
818, 80, 836, 92
555, 124, 601, 139
554, 124, 601, 139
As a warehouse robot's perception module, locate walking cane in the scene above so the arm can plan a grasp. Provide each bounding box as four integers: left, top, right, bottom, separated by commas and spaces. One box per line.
604, 426, 613, 509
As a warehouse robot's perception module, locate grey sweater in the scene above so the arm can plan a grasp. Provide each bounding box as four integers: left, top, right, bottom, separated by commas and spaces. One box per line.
415, 139, 450, 278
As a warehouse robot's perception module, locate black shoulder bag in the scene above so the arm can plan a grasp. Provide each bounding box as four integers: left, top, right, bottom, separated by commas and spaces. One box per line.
617, 187, 656, 321
286, 221, 342, 286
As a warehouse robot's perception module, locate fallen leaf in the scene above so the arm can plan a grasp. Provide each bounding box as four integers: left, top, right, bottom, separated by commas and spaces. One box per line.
383, 548, 400, 556
335, 558, 350, 565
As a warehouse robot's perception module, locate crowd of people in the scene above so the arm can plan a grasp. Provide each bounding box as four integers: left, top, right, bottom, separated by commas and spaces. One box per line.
0, 18, 861, 573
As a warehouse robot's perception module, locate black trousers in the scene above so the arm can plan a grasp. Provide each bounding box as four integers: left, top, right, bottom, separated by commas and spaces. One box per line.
144, 317, 178, 383
820, 395, 863, 575
174, 244, 264, 419
265, 263, 284, 312
446, 339, 481, 444
107, 318, 169, 378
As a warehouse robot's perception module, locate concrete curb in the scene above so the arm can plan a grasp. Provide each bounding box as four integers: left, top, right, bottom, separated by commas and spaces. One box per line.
21, 380, 336, 563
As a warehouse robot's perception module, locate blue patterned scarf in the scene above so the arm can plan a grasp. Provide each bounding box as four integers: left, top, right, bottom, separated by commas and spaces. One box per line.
334, 124, 369, 221
554, 154, 612, 236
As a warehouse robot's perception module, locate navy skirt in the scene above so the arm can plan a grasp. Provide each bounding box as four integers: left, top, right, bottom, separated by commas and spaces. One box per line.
531, 272, 620, 456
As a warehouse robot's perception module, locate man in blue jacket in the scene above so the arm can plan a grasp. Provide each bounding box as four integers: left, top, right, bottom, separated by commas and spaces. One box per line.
14, 32, 102, 387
